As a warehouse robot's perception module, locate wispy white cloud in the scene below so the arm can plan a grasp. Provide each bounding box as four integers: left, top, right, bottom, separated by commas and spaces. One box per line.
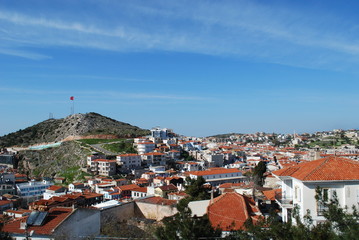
0, 48, 51, 60
1, 1, 359, 70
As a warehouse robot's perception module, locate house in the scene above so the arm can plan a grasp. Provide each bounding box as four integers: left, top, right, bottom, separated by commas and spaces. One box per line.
68, 182, 87, 192
272, 156, 359, 224
168, 191, 189, 201
155, 184, 178, 198
131, 187, 148, 199
3, 207, 100, 240
94, 182, 116, 194
3, 208, 32, 218
54, 177, 65, 184
207, 192, 261, 232
118, 184, 140, 199
29, 192, 103, 211
43, 185, 67, 200
102, 188, 121, 200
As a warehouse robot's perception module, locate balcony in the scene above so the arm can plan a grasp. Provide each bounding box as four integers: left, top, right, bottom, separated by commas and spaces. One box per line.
275, 192, 293, 208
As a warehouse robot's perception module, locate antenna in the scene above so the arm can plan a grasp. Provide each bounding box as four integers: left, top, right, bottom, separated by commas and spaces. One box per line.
49, 113, 54, 119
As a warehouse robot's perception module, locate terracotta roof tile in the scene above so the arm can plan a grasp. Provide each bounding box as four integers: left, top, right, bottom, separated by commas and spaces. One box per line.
188, 168, 241, 176
207, 192, 260, 231
3, 207, 74, 235
272, 156, 359, 181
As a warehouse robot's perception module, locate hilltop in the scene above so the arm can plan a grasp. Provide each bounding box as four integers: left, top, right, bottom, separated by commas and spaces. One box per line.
0, 112, 150, 147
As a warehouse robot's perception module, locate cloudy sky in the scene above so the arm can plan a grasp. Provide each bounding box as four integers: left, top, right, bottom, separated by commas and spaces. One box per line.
1, 0, 359, 137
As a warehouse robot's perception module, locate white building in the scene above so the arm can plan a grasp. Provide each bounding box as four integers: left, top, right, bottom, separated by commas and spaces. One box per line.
141, 152, 166, 166
272, 156, 359, 224
16, 180, 54, 199
131, 187, 148, 199
150, 127, 174, 142
186, 168, 246, 186
86, 154, 106, 170
117, 154, 141, 169
136, 142, 156, 154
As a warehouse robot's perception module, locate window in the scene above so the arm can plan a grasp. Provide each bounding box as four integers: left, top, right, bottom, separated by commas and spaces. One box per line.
294, 186, 301, 202
317, 188, 336, 216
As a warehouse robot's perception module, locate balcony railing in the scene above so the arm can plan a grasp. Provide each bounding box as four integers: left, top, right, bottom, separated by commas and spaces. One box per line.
275, 192, 293, 207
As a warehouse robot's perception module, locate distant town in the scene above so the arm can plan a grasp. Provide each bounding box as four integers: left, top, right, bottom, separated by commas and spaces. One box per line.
0, 126, 359, 239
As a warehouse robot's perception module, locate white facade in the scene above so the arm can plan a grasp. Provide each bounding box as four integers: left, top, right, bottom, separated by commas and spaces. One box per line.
117, 154, 141, 169
277, 177, 359, 224
131, 188, 148, 199
16, 180, 54, 198
86, 154, 105, 169
188, 169, 247, 186
136, 142, 156, 154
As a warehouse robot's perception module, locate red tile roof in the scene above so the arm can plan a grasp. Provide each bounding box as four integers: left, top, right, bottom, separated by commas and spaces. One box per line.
158, 184, 177, 191
262, 189, 282, 201
117, 154, 140, 157
207, 192, 260, 231
0, 200, 11, 206
118, 184, 139, 191
272, 156, 359, 181
132, 187, 147, 193
3, 207, 74, 235
142, 152, 165, 156
46, 185, 64, 191
188, 168, 241, 176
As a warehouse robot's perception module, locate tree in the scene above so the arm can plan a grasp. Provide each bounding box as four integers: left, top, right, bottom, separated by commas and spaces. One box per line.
252, 161, 266, 186
184, 176, 210, 201
155, 199, 221, 240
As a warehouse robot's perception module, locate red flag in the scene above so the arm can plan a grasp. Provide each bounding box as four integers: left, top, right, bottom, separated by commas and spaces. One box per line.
70, 96, 74, 101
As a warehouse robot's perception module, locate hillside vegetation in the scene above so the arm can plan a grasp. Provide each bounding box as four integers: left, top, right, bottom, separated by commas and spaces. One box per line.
18, 141, 91, 177
0, 112, 150, 147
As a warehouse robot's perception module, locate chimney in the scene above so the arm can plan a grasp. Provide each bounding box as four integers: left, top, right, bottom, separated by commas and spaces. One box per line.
210, 189, 214, 204
20, 221, 27, 230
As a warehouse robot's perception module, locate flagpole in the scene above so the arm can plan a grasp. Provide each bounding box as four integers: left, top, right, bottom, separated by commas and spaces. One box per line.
70, 96, 74, 115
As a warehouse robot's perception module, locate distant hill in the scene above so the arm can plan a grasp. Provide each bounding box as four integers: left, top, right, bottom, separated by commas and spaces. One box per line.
0, 112, 150, 147
208, 133, 242, 138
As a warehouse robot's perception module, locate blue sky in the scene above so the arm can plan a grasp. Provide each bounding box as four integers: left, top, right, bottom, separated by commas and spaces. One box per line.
1, 0, 359, 137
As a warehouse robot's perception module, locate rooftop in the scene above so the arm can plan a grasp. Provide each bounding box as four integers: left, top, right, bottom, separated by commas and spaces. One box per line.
272, 156, 359, 181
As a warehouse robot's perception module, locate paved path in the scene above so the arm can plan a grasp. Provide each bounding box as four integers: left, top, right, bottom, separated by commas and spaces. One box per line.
91, 143, 117, 155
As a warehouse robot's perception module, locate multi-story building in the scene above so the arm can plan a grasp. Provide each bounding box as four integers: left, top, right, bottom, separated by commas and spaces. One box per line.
141, 152, 166, 166
16, 180, 54, 201
86, 154, 106, 171
136, 142, 156, 154
272, 156, 359, 224
0, 172, 16, 195
186, 168, 246, 186
150, 127, 174, 142
116, 154, 141, 169
94, 159, 116, 176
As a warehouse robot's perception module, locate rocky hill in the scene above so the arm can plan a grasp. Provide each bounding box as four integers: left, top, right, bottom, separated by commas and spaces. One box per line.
0, 112, 150, 147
